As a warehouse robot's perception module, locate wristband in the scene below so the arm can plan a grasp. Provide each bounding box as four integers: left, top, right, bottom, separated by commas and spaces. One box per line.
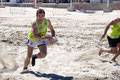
52, 37, 57, 41
52, 37, 56, 39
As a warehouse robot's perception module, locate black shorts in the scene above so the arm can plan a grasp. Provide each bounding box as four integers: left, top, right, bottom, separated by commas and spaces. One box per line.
107, 36, 120, 47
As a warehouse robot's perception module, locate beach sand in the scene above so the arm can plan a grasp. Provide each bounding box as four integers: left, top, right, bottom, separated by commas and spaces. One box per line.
0, 7, 120, 80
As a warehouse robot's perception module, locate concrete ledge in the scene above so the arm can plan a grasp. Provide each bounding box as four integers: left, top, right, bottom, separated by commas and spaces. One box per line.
0, 2, 120, 10
71, 3, 120, 10
0, 3, 70, 8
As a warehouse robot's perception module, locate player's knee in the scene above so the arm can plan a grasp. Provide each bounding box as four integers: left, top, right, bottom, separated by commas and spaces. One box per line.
117, 43, 120, 47
41, 52, 47, 58
111, 49, 117, 54
27, 54, 32, 58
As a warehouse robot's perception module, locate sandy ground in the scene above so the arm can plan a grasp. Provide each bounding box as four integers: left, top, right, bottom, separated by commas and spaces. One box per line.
0, 7, 120, 80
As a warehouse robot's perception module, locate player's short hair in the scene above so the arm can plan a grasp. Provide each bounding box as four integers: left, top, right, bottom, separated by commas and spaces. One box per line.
36, 9, 45, 16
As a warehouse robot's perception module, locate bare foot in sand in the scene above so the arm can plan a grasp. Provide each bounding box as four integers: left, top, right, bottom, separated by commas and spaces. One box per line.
99, 48, 103, 56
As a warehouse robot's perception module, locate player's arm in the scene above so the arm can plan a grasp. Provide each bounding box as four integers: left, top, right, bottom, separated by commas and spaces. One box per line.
111, 18, 120, 25
47, 19, 55, 37
46, 19, 57, 43
104, 18, 120, 35
100, 18, 120, 40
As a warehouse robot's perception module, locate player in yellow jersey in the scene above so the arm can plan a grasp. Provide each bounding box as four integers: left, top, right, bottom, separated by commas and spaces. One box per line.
21, 9, 57, 73
99, 18, 120, 62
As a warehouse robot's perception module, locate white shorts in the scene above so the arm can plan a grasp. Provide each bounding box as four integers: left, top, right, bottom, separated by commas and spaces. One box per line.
26, 40, 47, 47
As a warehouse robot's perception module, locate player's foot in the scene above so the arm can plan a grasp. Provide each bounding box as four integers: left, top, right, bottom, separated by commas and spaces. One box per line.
110, 59, 119, 66
111, 59, 116, 63
98, 48, 103, 56
32, 55, 36, 66
20, 69, 29, 74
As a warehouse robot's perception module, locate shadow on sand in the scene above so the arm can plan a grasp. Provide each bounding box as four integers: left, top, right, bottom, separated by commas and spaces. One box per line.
29, 71, 73, 80
100, 59, 120, 66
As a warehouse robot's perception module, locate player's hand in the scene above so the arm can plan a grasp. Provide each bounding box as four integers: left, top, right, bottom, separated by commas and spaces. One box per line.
41, 36, 46, 40
46, 36, 57, 44
100, 34, 105, 41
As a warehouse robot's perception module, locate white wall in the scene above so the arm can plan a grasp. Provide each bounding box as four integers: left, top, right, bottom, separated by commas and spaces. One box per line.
90, 0, 100, 3
10, 0, 16, 3
90, 0, 112, 3
113, 1, 120, 3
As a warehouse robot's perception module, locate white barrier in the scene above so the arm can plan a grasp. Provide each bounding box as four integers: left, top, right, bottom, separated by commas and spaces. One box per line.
10, 7, 26, 15
52, 8, 68, 16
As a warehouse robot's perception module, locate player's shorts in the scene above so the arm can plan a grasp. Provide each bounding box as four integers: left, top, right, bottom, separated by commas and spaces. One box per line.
107, 36, 120, 47
26, 40, 47, 47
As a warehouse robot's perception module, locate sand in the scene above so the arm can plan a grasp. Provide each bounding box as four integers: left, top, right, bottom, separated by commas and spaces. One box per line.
0, 7, 120, 80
